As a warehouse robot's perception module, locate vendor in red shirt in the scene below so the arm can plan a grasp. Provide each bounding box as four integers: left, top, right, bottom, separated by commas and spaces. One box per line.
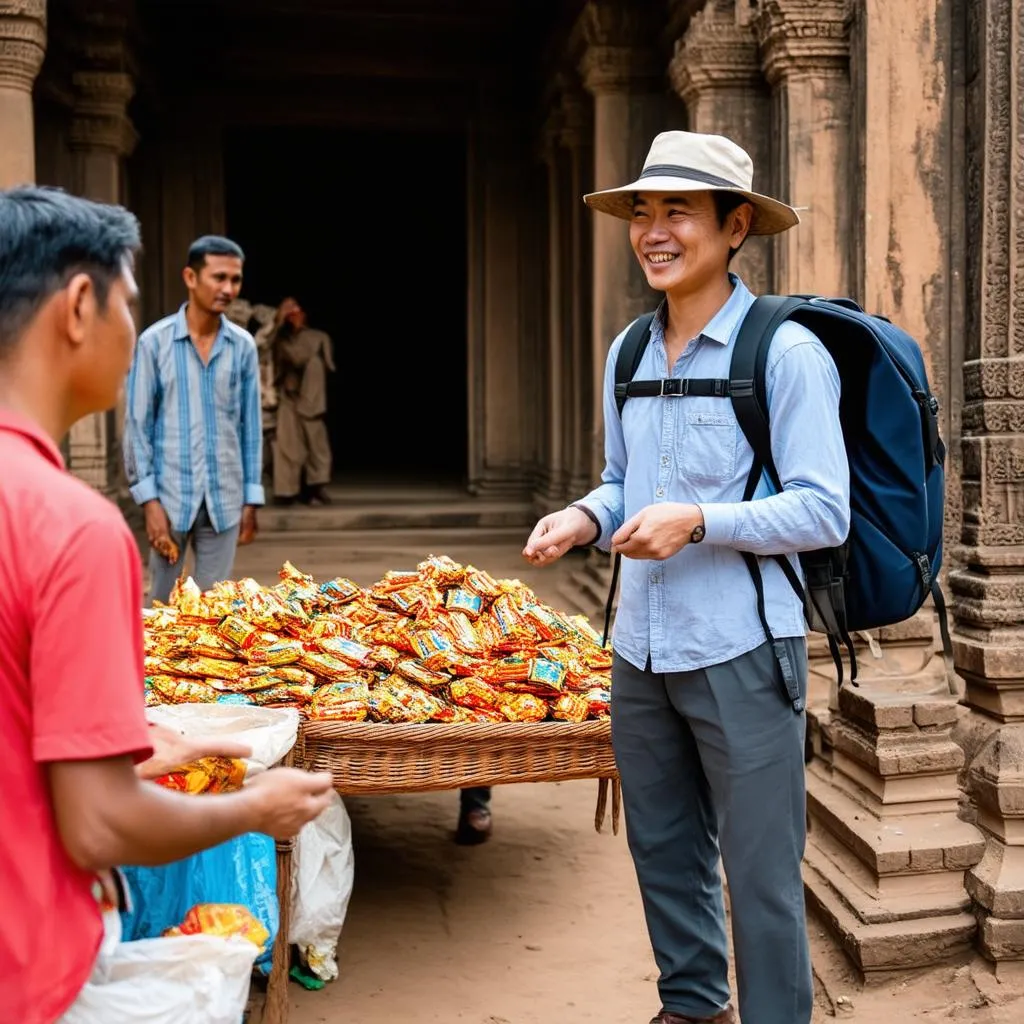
0, 185, 335, 1024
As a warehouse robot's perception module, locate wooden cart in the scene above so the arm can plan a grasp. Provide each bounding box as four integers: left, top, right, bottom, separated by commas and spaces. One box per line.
261, 719, 620, 1024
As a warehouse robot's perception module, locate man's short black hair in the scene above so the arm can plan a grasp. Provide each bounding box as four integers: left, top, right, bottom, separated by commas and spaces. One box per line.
0, 186, 141, 356
712, 191, 754, 264
187, 235, 245, 272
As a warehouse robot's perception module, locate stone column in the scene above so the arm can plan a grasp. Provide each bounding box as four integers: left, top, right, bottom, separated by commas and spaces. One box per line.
0, 0, 46, 187
755, 0, 852, 297
951, 0, 1024, 979
669, 0, 773, 294
560, 88, 594, 500
540, 109, 568, 508
66, 57, 137, 497
578, 1, 667, 487
804, 684, 985, 973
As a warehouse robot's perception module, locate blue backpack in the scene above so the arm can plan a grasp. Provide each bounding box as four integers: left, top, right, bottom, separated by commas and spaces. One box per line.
608, 294, 952, 696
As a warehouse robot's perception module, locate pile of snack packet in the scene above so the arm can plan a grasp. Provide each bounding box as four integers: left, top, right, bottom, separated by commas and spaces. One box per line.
143, 556, 612, 724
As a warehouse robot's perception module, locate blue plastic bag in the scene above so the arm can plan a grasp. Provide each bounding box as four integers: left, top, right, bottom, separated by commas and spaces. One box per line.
120, 833, 278, 974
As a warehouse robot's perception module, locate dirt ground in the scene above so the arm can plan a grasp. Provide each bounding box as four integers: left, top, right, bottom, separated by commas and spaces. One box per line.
257, 778, 1023, 1024
226, 526, 1023, 1024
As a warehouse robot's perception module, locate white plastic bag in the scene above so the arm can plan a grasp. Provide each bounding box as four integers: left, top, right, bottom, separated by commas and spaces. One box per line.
289, 791, 354, 981
145, 703, 299, 776
61, 934, 257, 1024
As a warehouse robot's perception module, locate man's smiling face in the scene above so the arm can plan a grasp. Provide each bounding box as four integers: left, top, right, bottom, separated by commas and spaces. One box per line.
628, 190, 751, 298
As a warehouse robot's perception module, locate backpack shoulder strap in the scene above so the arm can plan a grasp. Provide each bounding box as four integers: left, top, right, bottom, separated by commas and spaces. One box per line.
730, 295, 807, 499
614, 312, 657, 417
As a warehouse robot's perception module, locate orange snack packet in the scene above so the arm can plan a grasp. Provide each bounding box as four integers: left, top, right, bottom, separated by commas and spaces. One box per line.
164, 903, 270, 952
154, 756, 247, 795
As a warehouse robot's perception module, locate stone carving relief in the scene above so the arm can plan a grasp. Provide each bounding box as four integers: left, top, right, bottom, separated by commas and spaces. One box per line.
754, 0, 851, 84
575, 1, 663, 95
70, 69, 138, 156
670, 0, 762, 102
0, 0, 46, 91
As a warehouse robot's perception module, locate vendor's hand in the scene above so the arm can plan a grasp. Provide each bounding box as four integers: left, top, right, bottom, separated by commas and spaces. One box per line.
143, 501, 176, 563
611, 502, 704, 561
238, 505, 258, 546
245, 768, 334, 839
523, 506, 599, 567
96, 868, 120, 909
136, 723, 254, 781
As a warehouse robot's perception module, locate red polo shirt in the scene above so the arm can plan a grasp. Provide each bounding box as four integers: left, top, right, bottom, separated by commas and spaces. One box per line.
0, 410, 153, 1023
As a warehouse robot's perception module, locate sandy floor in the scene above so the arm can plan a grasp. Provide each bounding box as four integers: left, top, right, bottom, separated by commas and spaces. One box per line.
228, 527, 1023, 1024
254, 777, 1023, 1024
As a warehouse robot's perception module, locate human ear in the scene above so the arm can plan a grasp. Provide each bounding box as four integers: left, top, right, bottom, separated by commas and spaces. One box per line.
64, 273, 96, 347
730, 204, 754, 248
182, 266, 197, 290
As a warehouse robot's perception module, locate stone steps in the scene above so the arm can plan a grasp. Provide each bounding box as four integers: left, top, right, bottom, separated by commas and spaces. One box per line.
258, 500, 534, 533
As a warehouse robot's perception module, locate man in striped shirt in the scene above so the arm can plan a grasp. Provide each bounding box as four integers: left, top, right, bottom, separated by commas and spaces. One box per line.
123, 235, 264, 604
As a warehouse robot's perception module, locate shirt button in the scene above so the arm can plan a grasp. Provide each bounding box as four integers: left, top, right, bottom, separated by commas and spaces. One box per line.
656, 487, 665, 498
661, 455, 669, 467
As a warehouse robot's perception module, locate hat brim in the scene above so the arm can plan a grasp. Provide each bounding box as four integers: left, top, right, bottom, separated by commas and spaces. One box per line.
583, 176, 800, 236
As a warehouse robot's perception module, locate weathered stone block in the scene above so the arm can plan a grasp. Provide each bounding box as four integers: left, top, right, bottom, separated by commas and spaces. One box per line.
840, 688, 915, 730
915, 700, 960, 729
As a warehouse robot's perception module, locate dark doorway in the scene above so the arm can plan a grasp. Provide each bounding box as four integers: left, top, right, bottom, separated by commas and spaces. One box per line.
224, 125, 468, 486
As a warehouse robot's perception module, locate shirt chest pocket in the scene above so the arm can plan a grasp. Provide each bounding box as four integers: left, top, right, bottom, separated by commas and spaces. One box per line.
214, 355, 241, 414
677, 410, 738, 484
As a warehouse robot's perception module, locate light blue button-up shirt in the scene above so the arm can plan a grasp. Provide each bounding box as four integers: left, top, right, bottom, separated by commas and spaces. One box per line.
123, 304, 265, 535
580, 276, 850, 674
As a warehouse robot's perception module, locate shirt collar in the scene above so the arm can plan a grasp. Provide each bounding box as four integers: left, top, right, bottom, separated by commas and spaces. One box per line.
172, 302, 233, 342
654, 272, 754, 347
0, 408, 66, 468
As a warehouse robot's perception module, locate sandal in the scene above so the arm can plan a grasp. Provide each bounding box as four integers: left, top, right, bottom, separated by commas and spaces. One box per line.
455, 806, 492, 845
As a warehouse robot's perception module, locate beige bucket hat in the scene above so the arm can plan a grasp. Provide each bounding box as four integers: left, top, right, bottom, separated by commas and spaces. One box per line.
584, 130, 799, 236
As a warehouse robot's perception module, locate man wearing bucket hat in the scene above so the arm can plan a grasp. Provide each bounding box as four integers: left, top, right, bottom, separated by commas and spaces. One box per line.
524, 131, 849, 1024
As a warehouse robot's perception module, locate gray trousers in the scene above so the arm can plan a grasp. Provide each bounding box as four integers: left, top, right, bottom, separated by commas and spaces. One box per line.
148, 501, 240, 606
274, 396, 332, 497
611, 639, 812, 1024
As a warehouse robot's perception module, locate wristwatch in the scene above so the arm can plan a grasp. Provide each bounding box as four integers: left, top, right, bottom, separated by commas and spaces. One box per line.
690, 523, 706, 544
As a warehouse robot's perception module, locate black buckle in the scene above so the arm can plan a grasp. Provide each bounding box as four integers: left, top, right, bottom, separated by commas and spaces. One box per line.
730, 378, 754, 398
660, 378, 684, 396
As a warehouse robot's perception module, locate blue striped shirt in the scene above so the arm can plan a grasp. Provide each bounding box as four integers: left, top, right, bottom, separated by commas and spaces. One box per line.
123, 304, 265, 534
580, 276, 850, 674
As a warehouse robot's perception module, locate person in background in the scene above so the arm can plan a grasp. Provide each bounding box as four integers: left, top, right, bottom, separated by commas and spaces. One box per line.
523, 130, 850, 1024
0, 185, 334, 1024
271, 296, 334, 506
123, 235, 264, 604
227, 298, 279, 493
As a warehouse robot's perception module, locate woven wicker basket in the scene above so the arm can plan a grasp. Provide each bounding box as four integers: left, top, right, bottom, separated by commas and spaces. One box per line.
297, 719, 618, 795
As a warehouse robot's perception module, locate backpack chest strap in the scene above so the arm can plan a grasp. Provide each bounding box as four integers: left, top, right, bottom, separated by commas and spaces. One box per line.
614, 377, 753, 401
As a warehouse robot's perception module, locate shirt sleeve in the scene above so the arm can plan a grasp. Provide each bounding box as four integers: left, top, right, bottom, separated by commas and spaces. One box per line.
240, 339, 266, 507
575, 328, 630, 551
123, 333, 160, 506
698, 327, 851, 555
31, 517, 153, 764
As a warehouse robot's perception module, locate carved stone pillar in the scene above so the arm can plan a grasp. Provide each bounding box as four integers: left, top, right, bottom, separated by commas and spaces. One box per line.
804, 684, 985, 973
540, 109, 569, 508
669, 0, 773, 294
755, 0, 852, 297
0, 0, 46, 187
70, 70, 136, 202
560, 88, 594, 500
578, 0, 668, 489
66, 41, 137, 498
951, 0, 1024, 978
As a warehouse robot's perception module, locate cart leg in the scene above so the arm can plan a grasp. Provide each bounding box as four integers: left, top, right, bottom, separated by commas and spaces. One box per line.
263, 745, 298, 1024
263, 835, 294, 1024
